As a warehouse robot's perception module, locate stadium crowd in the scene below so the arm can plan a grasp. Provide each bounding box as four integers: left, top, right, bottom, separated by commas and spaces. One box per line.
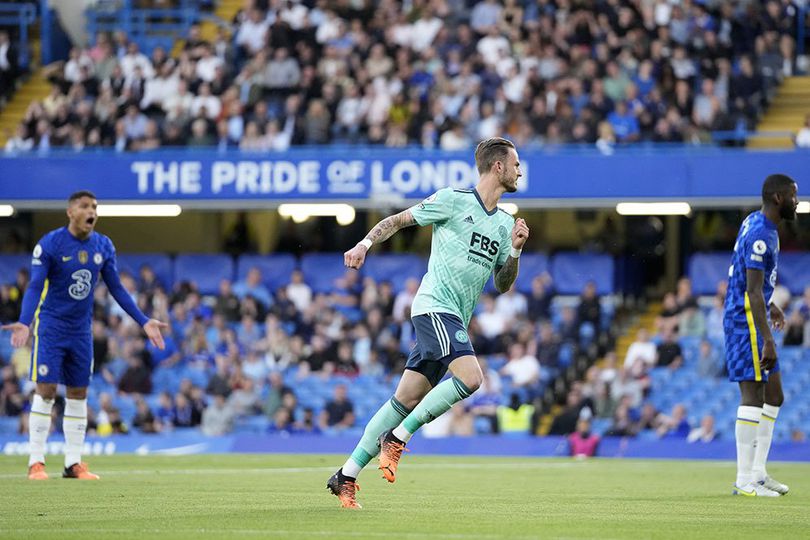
0, 259, 608, 438
548, 276, 810, 448
3, 0, 799, 153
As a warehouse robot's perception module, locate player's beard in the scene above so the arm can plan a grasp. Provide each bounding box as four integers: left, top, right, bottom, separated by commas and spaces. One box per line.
500, 171, 518, 193
780, 200, 797, 221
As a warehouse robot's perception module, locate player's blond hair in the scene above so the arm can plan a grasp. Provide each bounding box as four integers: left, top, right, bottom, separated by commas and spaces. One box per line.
474, 137, 515, 174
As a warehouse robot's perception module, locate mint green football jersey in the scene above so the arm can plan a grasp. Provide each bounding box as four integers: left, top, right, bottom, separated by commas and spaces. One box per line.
409, 187, 515, 326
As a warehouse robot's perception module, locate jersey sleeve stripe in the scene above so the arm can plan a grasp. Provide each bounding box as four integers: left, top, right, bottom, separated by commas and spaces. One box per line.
30, 279, 49, 383
743, 292, 763, 382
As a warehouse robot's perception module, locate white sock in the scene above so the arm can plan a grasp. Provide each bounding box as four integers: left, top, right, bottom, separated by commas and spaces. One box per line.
28, 394, 54, 467
735, 405, 761, 486
63, 398, 88, 469
752, 403, 779, 481
341, 457, 362, 478
392, 425, 412, 443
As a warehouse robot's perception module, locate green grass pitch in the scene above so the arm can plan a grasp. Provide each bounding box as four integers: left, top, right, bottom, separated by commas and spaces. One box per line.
1, 454, 809, 539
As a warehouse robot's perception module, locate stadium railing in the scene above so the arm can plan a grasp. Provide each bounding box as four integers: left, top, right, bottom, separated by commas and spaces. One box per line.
0, 2, 36, 71
85, 0, 209, 56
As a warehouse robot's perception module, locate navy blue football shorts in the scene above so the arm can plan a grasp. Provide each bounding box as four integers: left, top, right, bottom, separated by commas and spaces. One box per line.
405, 312, 475, 387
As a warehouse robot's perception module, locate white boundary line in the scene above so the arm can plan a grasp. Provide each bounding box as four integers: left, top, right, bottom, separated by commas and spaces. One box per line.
0, 459, 752, 480
0, 528, 620, 540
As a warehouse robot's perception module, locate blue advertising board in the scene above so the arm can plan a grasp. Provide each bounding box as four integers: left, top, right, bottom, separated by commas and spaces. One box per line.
1, 148, 808, 206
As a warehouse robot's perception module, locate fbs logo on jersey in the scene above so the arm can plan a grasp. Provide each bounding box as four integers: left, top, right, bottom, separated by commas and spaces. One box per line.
464, 216, 475, 224
62, 256, 73, 262
37, 365, 49, 377
93, 253, 103, 265
78, 250, 88, 264
455, 330, 469, 343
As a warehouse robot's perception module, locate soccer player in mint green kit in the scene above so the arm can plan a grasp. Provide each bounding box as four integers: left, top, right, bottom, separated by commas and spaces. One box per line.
327, 137, 529, 508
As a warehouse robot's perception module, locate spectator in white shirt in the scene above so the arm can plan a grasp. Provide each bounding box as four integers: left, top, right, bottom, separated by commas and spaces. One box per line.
163, 79, 194, 122
440, 123, 472, 150
286, 270, 312, 312
411, 10, 443, 52
236, 9, 269, 55
191, 83, 221, 119
495, 284, 528, 320
392, 278, 419, 322
141, 63, 179, 110
334, 83, 367, 141
120, 42, 154, 80
476, 295, 509, 343
624, 328, 657, 373
795, 114, 810, 148
4, 124, 33, 153
477, 27, 510, 66
196, 44, 224, 83
500, 342, 541, 389
64, 47, 94, 83
280, 0, 309, 30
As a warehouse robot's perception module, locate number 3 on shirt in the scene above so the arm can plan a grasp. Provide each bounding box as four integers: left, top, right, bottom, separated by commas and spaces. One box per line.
69, 269, 93, 300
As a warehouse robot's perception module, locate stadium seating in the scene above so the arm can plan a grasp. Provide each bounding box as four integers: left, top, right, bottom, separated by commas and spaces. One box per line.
688, 253, 731, 295
690, 252, 810, 295
550, 253, 614, 295
646, 344, 810, 443
362, 254, 427, 293
300, 253, 351, 293
116, 253, 173, 291
236, 254, 297, 293
777, 253, 810, 294
0, 254, 28, 285
174, 254, 234, 295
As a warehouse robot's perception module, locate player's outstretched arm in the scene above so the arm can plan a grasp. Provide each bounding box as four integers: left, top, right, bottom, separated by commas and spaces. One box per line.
745, 268, 776, 370
494, 218, 529, 293
344, 209, 416, 269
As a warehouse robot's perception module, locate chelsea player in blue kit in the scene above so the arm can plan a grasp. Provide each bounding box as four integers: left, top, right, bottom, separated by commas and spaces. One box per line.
2, 191, 168, 480
725, 175, 798, 497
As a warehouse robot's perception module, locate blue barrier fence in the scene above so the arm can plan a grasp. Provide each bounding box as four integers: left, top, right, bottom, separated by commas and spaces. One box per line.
1, 147, 809, 207
0, 432, 807, 461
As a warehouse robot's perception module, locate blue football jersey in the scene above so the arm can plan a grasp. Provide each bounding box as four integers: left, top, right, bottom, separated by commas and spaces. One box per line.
723, 211, 779, 334
20, 227, 147, 331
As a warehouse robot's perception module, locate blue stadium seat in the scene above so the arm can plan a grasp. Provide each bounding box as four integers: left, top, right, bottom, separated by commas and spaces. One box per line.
174, 254, 234, 295
514, 253, 549, 293
688, 253, 729, 295
301, 253, 354, 293
777, 253, 810, 294
0, 254, 28, 285
363, 254, 427, 293
550, 253, 614, 295
236, 254, 297, 292
116, 253, 173, 291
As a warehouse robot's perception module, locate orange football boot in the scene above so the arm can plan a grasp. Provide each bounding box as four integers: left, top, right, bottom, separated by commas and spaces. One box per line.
63, 462, 100, 480
378, 430, 409, 483
28, 462, 48, 480
326, 470, 362, 509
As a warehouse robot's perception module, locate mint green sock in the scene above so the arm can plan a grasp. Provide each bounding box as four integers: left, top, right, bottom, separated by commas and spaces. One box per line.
398, 377, 472, 439
346, 397, 411, 473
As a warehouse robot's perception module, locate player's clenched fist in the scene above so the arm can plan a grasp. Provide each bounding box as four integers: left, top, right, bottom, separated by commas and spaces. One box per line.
512, 218, 529, 249
344, 242, 369, 269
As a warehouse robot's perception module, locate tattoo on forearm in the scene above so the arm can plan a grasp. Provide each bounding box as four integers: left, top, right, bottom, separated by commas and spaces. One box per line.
365, 210, 416, 245
495, 256, 519, 292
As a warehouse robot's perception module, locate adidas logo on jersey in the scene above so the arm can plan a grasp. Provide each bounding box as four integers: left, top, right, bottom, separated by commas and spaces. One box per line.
464, 216, 475, 224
